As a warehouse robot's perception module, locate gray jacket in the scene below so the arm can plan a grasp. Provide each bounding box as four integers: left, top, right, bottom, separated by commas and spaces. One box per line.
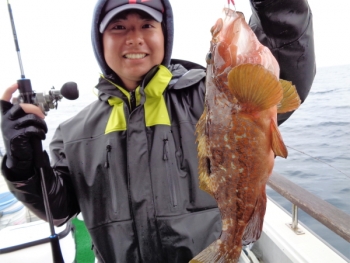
3, 60, 222, 263
52, 61, 222, 262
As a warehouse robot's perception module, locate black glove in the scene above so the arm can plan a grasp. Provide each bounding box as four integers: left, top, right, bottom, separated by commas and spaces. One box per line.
1, 100, 48, 177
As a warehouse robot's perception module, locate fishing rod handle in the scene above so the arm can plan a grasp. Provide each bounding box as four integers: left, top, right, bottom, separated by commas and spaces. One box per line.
50, 234, 65, 263
17, 78, 44, 168
17, 78, 65, 263
18, 78, 35, 104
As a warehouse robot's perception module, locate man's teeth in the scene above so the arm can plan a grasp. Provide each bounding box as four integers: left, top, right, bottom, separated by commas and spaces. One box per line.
125, 54, 146, 59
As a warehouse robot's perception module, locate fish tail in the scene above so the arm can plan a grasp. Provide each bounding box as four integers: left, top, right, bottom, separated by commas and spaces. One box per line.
190, 241, 228, 263
227, 64, 283, 112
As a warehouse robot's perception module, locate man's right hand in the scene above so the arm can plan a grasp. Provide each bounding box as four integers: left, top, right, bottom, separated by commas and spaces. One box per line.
1, 83, 48, 176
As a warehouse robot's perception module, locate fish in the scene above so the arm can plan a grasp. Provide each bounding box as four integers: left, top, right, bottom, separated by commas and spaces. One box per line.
191, 8, 301, 263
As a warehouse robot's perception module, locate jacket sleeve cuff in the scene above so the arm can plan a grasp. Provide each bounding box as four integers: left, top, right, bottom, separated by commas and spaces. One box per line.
1, 155, 37, 182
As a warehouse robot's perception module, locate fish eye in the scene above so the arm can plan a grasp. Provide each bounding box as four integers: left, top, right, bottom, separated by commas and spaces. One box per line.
206, 52, 212, 64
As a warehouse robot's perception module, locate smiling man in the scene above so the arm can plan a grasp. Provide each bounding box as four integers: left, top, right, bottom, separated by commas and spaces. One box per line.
1, 0, 316, 262
101, 8, 165, 91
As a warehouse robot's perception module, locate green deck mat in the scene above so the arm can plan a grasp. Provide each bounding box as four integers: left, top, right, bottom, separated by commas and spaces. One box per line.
72, 217, 95, 263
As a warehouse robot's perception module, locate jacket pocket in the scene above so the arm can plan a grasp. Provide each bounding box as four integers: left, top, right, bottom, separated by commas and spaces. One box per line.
105, 142, 118, 215
163, 134, 178, 208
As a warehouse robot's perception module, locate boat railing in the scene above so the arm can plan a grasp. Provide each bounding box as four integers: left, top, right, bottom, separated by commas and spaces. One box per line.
267, 171, 350, 243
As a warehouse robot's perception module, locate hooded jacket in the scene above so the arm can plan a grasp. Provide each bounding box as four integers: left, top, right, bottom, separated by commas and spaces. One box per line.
49, 60, 222, 263
2, 0, 315, 262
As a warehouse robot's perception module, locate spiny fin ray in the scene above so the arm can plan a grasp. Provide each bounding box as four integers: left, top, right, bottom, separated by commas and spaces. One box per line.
227, 64, 283, 112
277, 79, 301, 113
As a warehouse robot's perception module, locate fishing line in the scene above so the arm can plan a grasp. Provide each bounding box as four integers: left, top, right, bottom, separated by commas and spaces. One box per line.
286, 145, 350, 180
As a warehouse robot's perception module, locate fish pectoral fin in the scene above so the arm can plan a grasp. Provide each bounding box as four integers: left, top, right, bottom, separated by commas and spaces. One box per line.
277, 79, 301, 114
242, 192, 267, 245
271, 120, 288, 158
227, 64, 283, 112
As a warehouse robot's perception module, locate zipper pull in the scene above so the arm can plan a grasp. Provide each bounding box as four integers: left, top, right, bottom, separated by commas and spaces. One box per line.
163, 139, 168, 161
105, 145, 111, 168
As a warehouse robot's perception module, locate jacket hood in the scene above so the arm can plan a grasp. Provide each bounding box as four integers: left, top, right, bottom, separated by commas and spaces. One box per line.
91, 0, 174, 80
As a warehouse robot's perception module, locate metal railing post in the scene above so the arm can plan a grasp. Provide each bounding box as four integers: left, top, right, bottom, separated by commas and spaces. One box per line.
292, 204, 298, 230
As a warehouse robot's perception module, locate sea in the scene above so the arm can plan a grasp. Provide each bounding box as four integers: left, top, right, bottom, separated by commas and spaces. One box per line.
271, 64, 350, 260
0, 64, 349, 260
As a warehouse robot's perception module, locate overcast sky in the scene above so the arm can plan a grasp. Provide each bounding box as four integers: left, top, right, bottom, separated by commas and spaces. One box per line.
0, 0, 349, 94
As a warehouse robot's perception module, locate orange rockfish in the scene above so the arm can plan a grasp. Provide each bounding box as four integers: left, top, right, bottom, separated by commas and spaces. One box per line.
192, 8, 300, 263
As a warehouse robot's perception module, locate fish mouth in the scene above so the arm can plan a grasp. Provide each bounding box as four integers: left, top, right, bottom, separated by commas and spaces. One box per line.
123, 53, 148, 59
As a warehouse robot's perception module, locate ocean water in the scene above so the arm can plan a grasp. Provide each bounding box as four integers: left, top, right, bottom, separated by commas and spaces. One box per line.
0, 64, 349, 260
272, 64, 350, 259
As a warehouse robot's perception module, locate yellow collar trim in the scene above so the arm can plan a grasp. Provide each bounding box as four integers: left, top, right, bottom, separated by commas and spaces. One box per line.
102, 65, 172, 133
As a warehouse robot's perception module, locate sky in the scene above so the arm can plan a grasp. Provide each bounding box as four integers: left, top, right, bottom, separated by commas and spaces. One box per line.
0, 0, 349, 94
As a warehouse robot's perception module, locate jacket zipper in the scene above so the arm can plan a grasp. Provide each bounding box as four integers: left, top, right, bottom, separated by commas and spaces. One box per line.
163, 138, 178, 207
130, 90, 136, 111
105, 144, 118, 214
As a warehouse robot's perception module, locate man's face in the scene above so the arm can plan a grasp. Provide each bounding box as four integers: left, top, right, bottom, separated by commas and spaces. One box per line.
103, 12, 164, 90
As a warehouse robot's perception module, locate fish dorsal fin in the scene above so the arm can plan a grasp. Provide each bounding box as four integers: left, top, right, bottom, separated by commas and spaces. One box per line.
271, 120, 288, 158
227, 64, 283, 112
277, 79, 301, 113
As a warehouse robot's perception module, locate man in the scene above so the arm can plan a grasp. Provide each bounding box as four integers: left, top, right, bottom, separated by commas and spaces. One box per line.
1, 0, 315, 262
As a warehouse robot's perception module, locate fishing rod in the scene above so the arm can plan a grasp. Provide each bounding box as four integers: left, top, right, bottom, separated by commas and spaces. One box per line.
6, 1, 78, 262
